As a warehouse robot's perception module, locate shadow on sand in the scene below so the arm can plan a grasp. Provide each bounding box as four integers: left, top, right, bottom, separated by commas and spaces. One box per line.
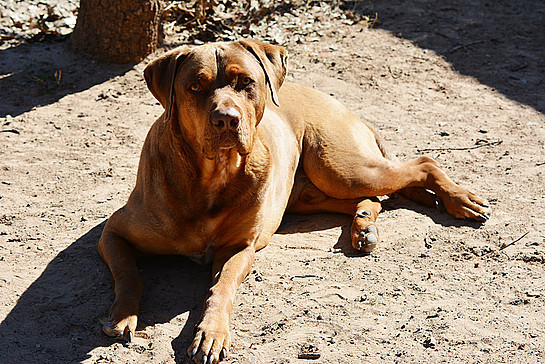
0, 221, 211, 363
347, 0, 545, 113
278, 196, 484, 256
0, 39, 132, 118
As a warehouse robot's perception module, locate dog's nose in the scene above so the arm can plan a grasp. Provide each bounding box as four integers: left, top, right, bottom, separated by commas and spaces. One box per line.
210, 107, 241, 131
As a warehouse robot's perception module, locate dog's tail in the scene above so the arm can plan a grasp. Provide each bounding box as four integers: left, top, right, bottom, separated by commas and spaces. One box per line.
369, 124, 438, 208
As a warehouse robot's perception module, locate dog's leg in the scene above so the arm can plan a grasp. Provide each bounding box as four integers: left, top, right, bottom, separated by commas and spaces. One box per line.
372, 156, 490, 221
396, 186, 438, 208
189, 244, 256, 364
97, 231, 142, 342
350, 199, 382, 253
304, 150, 489, 222
288, 175, 382, 252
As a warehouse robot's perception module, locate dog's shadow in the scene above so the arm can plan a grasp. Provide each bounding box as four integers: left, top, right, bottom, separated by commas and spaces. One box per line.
0, 201, 483, 362
278, 197, 485, 256
0, 221, 211, 363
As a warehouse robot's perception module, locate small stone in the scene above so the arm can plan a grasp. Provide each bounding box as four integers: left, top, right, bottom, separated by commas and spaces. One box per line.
423, 336, 436, 348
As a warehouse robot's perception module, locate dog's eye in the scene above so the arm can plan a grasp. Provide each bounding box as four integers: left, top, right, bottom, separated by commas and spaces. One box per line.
189, 83, 201, 93
240, 77, 252, 86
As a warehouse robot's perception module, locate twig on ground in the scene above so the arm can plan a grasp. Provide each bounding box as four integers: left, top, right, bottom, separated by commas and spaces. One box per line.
499, 231, 529, 251
0, 129, 20, 134
510, 63, 528, 72
388, 65, 401, 79
448, 40, 485, 53
290, 274, 318, 280
417, 139, 502, 153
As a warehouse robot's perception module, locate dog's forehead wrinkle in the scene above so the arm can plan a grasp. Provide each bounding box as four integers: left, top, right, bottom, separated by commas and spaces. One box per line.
214, 44, 262, 79
184, 47, 218, 77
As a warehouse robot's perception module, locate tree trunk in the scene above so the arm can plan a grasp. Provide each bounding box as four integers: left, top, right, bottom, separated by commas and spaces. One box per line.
70, 0, 163, 63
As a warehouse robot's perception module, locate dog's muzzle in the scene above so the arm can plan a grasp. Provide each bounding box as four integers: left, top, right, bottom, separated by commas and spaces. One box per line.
210, 107, 241, 132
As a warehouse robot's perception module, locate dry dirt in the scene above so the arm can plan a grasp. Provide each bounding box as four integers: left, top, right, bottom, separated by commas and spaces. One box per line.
1, 1, 545, 363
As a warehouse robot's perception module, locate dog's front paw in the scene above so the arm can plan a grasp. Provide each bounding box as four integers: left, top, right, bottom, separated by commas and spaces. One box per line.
351, 210, 380, 253
189, 319, 230, 364
103, 301, 138, 342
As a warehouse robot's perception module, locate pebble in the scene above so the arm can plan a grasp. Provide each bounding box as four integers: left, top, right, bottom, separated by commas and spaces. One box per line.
423, 336, 436, 348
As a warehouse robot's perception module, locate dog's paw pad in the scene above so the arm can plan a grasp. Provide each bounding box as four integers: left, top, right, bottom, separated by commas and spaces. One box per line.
363, 224, 378, 236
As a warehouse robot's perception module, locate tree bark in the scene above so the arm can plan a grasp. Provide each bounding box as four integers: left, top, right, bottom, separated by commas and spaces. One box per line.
70, 0, 163, 63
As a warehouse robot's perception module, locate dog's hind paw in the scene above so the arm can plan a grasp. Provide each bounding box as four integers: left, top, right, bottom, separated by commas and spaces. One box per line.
439, 187, 491, 222
354, 223, 379, 253
351, 210, 380, 253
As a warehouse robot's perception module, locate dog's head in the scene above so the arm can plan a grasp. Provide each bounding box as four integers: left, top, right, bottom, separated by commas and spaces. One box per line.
144, 39, 288, 159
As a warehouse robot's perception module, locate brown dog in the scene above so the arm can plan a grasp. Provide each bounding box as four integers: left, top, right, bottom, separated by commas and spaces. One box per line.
97, 39, 489, 363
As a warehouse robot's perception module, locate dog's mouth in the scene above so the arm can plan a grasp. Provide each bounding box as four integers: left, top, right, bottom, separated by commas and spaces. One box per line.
203, 128, 252, 159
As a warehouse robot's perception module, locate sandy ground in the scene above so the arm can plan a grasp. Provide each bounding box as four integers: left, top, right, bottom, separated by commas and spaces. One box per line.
1, 1, 544, 363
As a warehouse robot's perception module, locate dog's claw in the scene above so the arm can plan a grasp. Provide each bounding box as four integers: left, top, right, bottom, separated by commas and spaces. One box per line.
191, 347, 198, 358
208, 354, 215, 364
202, 355, 207, 364
123, 327, 133, 343
356, 210, 371, 218
357, 240, 363, 249
479, 213, 490, 221
221, 348, 227, 360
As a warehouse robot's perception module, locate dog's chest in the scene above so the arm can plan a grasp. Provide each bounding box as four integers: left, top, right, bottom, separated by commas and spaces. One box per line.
169, 210, 256, 264
200, 152, 244, 209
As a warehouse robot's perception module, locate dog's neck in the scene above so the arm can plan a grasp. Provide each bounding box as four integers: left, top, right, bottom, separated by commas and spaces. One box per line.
200, 148, 244, 192
141, 118, 270, 217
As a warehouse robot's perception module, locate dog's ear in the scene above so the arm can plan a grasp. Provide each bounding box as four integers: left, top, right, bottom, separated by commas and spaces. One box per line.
144, 46, 191, 122
238, 39, 288, 107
